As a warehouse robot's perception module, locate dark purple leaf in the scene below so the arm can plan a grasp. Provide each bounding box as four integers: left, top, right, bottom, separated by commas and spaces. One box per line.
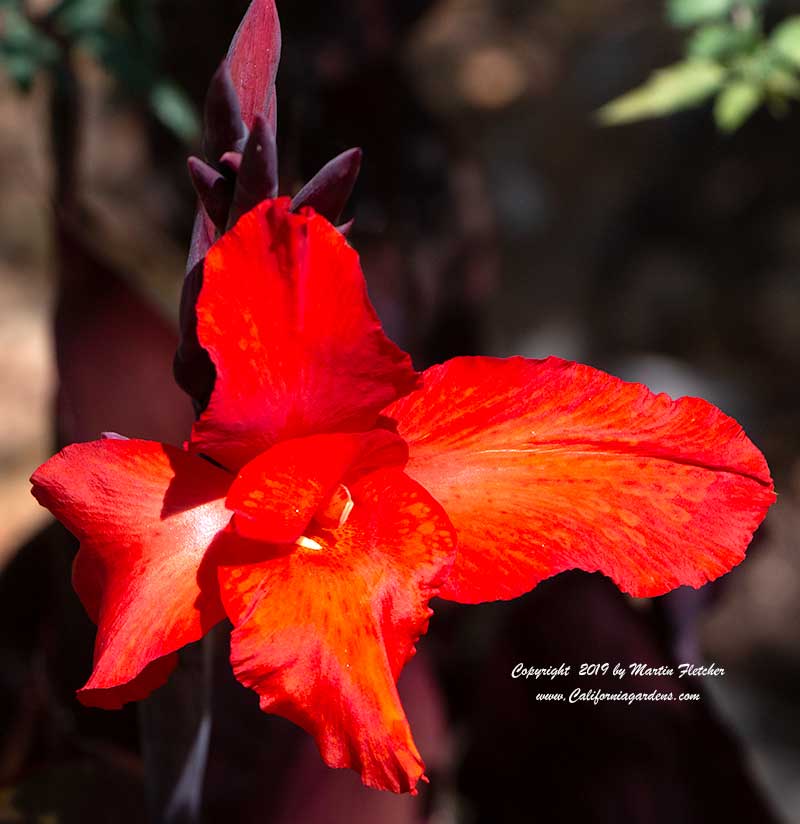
54, 217, 194, 445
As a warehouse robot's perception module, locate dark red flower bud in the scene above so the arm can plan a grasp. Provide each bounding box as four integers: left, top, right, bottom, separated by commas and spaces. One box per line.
219, 151, 243, 176
187, 0, 282, 272
203, 62, 248, 163
337, 218, 355, 237
187, 157, 234, 231
291, 148, 362, 224
227, 0, 281, 131
227, 115, 279, 229
174, 261, 216, 414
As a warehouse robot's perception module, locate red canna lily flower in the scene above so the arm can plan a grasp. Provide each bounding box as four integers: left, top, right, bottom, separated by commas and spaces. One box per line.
31, 197, 775, 794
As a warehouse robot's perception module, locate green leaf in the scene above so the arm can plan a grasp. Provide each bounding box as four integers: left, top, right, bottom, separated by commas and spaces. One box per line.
79, 25, 198, 143
688, 23, 758, 60
667, 0, 733, 28
765, 66, 800, 99
668, 0, 765, 28
50, 0, 116, 36
770, 16, 800, 69
714, 79, 762, 131
597, 60, 726, 125
0, 6, 60, 91
81, 27, 155, 94
149, 81, 200, 143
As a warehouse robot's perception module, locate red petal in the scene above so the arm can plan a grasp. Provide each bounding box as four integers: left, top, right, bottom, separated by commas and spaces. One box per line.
227, 0, 281, 132
30, 440, 232, 707
190, 199, 419, 469
216, 468, 456, 792
226, 430, 405, 543
384, 356, 776, 602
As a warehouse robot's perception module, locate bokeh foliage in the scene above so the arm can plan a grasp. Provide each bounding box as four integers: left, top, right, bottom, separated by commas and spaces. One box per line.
599, 0, 800, 132
0, 0, 198, 142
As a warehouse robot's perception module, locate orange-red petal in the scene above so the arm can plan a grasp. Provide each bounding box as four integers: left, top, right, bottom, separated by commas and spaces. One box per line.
30, 439, 232, 707
190, 198, 419, 470
384, 356, 776, 602
216, 468, 456, 793
225, 430, 406, 543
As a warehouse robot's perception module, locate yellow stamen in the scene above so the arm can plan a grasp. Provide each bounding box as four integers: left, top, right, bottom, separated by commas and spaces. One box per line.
337, 487, 354, 527
315, 484, 354, 529
295, 535, 323, 551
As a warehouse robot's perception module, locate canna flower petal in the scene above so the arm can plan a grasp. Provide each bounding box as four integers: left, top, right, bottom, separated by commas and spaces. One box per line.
30, 440, 232, 707
215, 466, 456, 793
226, 430, 407, 543
384, 356, 776, 602
190, 198, 419, 470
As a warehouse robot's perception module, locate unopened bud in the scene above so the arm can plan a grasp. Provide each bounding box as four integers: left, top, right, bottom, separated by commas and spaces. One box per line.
291, 147, 362, 223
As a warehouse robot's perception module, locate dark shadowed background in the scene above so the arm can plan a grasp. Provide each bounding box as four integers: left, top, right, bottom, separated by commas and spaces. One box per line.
1, 0, 799, 821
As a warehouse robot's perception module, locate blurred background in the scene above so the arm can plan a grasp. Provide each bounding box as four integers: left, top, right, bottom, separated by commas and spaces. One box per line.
2, 0, 800, 821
